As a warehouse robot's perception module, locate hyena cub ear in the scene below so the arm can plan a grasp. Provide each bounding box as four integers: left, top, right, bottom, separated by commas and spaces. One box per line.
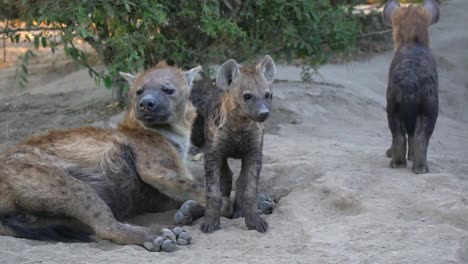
256, 55, 276, 85
216, 59, 240, 90
184, 66, 202, 88
119, 72, 137, 86
383, 0, 400, 27
424, 0, 440, 25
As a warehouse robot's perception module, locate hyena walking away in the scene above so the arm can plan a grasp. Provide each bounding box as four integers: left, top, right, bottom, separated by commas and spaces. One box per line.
175, 56, 276, 233
383, 0, 440, 174
0, 62, 206, 252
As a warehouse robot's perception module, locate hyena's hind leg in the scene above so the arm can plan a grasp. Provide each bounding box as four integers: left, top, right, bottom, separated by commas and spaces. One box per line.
408, 136, 415, 161
412, 111, 437, 174
4, 163, 181, 251
387, 105, 407, 168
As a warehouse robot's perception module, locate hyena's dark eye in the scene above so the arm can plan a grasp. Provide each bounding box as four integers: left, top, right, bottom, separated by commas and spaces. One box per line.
135, 88, 144, 96
243, 93, 253, 100
265, 92, 271, 99
162, 87, 175, 95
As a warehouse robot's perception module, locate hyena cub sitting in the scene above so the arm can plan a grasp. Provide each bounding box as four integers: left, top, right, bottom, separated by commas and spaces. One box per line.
175, 56, 276, 233
383, 0, 439, 174
0, 62, 206, 252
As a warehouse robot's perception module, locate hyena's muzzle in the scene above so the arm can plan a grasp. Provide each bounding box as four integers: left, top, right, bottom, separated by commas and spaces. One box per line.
136, 90, 172, 125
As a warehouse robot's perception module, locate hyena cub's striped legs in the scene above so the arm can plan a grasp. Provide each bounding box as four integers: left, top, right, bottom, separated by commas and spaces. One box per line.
173, 156, 275, 229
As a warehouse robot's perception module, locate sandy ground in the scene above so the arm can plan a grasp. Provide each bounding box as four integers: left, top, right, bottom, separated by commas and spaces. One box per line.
0, 0, 468, 263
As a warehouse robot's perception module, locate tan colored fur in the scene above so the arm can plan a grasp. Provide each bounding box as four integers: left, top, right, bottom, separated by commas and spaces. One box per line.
0, 63, 206, 246
391, 5, 432, 49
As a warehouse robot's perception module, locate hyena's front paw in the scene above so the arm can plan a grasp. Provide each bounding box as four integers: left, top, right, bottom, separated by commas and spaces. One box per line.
412, 163, 429, 174
142, 228, 192, 252
174, 200, 205, 226
200, 216, 221, 233
245, 214, 268, 233
390, 159, 407, 168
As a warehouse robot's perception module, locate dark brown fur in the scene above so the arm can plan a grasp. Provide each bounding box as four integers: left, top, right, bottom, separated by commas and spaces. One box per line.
190, 56, 276, 233
0, 62, 206, 246
383, 0, 439, 173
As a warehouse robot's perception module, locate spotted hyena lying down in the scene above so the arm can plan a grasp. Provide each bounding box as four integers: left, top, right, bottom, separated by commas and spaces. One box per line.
0, 62, 207, 252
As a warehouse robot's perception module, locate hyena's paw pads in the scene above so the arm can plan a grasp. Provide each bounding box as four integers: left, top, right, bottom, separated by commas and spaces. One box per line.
390, 159, 407, 168
412, 164, 429, 174
200, 217, 221, 233
174, 200, 204, 226
257, 192, 276, 215
142, 228, 192, 252
172, 227, 192, 246
245, 214, 268, 233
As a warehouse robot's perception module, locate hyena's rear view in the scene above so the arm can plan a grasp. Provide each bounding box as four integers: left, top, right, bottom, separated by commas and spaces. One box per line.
383, 0, 440, 174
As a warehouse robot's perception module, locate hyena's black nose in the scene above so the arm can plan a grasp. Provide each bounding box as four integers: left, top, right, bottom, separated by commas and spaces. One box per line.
139, 98, 157, 111
258, 111, 270, 121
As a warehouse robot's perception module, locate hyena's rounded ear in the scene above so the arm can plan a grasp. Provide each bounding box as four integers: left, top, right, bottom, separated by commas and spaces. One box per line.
216, 59, 240, 90
184, 66, 202, 89
424, 0, 440, 25
256, 55, 276, 85
119, 72, 136, 86
383, 0, 400, 27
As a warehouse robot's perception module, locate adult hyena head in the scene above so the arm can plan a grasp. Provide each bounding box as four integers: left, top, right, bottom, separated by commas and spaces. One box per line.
216, 55, 276, 123
383, 0, 440, 49
120, 62, 201, 128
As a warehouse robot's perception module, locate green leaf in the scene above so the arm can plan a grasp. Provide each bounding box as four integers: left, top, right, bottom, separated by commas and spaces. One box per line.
41, 37, 47, 48
34, 36, 39, 49
104, 76, 112, 89
15, 34, 21, 43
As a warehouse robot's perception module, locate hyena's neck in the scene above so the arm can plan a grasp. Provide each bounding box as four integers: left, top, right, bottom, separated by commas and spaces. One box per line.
152, 124, 191, 161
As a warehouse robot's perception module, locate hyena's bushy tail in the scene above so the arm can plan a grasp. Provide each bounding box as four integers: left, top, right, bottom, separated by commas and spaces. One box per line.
400, 97, 419, 137
0, 213, 92, 242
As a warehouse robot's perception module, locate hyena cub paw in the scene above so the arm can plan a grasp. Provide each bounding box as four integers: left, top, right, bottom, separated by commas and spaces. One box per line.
390, 159, 407, 168
142, 227, 192, 252
245, 214, 268, 233
200, 217, 221, 233
174, 200, 205, 226
412, 163, 429, 174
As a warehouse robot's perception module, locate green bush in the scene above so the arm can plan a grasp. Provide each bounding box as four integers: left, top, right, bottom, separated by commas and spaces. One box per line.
1, 0, 359, 98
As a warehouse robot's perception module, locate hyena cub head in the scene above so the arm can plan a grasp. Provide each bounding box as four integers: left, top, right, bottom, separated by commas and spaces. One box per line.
120, 62, 201, 128
383, 0, 440, 49
217, 55, 276, 123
